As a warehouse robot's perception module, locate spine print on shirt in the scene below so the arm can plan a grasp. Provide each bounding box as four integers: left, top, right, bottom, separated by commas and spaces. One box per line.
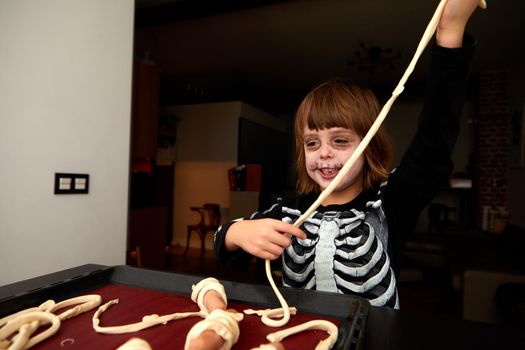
281, 199, 399, 308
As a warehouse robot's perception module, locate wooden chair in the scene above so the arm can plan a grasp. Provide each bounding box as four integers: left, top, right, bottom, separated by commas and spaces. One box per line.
185, 203, 221, 257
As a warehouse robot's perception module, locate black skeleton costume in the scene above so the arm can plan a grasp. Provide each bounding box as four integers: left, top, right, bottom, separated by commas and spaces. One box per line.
214, 35, 475, 309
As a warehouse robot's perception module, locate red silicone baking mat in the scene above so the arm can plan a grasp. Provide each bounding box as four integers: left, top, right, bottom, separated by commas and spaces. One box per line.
0, 265, 369, 350
22, 283, 340, 349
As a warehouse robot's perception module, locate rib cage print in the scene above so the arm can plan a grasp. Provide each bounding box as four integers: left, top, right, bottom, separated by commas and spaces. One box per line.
282, 199, 399, 308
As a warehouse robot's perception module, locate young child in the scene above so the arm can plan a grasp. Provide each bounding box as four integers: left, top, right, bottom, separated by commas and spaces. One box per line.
214, 0, 480, 309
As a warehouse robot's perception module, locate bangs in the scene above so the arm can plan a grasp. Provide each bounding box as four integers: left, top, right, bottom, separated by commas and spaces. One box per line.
304, 94, 358, 131
295, 82, 359, 136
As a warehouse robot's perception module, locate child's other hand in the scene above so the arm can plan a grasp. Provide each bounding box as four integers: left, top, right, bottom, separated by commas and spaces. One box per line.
225, 219, 306, 260
437, 0, 481, 48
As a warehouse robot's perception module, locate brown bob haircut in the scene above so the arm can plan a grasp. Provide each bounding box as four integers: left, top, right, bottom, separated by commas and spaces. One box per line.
294, 79, 392, 195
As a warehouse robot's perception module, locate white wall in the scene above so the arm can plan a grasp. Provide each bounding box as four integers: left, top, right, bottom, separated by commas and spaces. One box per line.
0, 0, 134, 285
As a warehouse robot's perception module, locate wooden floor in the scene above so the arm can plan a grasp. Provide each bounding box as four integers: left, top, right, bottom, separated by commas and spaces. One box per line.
164, 246, 462, 319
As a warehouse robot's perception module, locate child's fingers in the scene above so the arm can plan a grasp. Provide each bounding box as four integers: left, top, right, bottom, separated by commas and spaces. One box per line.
259, 251, 281, 261
265, 242, 288, 257
273, 221, 306, 240
288, 226, 307, 240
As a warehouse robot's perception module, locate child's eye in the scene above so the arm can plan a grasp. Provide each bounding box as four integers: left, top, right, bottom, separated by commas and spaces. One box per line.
304, 139, 319, 148
333, 138, 349, 145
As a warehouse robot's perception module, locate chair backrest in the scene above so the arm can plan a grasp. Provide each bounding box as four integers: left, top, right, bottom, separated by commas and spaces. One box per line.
203, 203, 221, 227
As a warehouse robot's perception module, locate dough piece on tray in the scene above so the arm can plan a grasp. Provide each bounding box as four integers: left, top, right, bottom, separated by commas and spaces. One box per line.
191, 277, 228, 315
243, 307, 297, 327
0, 311, 61, 350
50, 294, 102, 321
184, 309, 242, 350
0, 295, 101, 350
116, 337, 153, 350
262, 319, 338, 350
250, 343, 286, 350
185, 277, 244, 350
92, 299, 203, 334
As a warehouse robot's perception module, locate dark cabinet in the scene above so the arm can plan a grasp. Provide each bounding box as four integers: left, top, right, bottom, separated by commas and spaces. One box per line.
128, 206, 167, 270
131, 61, 159, 159
128, 164, 174, 270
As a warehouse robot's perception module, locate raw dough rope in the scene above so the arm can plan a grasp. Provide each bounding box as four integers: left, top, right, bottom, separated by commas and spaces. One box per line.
265, 320, 338, 350
251, 344, 283, 350
184, 309, 243, 350
0, 300, 55, 328
262, 0, 487, 329
243, 307, 297, 327
50, 294, 102, 321
0, 312, 60, 350
260, 259, 293, 327
0, 295, 101, 350
93, 278, 232, 334
0, 303, 51, 347
116, 337, 153, 350
92, 299, 203, 334
0, 324, 31, 350
191, 277, 228, 316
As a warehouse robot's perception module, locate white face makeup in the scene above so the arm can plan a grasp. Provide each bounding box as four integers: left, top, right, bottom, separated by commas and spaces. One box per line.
303, 126, 365, 204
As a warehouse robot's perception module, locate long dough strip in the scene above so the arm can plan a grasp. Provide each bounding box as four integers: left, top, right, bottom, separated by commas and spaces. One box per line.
92, 299, 203, 334
1, 295, 100, 350
244, 307, 297, 326
50, 294, 102, 321
262, 0, 486, 329
0, 324, 31, 350
251, 344, 283, 350
265, 320, 338, 350
0, 300, 55, 327
0, 312, 61, 350
261, 259, 292, 327
0, 308, 40, 329
0, 300, 56, 348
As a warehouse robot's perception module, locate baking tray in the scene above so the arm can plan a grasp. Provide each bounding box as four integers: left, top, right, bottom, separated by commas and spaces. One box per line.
0, 264, 369, 349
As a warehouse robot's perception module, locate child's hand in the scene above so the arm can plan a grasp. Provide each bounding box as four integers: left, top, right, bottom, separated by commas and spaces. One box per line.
437, 0, 482, 48
225, 219, 306, 260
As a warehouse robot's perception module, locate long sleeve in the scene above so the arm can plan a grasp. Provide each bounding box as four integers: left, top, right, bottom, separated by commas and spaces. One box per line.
384, 34, 476, 273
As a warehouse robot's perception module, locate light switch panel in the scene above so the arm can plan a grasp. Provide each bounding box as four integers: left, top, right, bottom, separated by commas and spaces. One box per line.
54, 173, 89, 194
59, 177, 72, 190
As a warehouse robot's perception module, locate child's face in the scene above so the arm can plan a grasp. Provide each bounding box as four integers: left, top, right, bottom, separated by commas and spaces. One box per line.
303, 126, 364, 201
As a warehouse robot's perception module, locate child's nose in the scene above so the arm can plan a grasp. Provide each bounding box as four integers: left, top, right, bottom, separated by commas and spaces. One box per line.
319, 143, 333, 158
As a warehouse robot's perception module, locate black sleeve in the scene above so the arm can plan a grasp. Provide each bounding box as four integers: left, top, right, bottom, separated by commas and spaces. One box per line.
384, 34, 476, 261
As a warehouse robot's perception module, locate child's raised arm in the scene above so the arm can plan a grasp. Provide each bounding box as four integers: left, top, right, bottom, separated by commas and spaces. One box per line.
437, 0, 483, 48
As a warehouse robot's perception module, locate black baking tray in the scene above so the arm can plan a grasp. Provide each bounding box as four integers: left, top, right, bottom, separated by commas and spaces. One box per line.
0, 264, 369, 350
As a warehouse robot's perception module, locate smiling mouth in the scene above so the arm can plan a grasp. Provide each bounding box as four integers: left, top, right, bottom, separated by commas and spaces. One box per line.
319, 167, 340, 177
